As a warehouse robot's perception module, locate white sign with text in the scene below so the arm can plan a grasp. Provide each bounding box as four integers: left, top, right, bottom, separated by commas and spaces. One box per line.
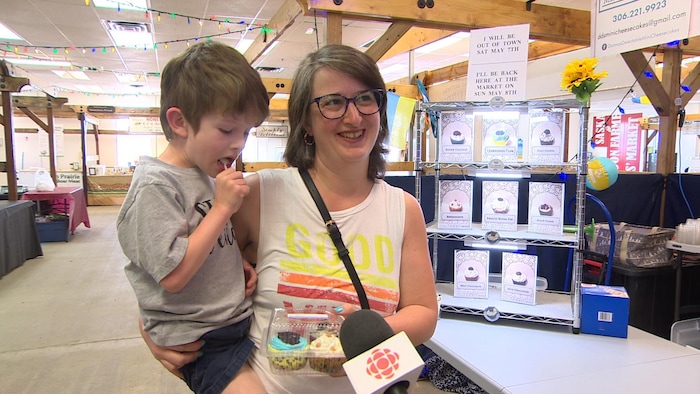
592, 0, 692, 58
467, 24, 530, 102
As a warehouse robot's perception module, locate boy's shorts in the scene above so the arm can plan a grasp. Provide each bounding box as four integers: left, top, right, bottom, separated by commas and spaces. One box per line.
180, 316, 254, 394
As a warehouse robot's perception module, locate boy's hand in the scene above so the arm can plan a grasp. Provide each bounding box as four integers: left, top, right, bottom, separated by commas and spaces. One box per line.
214, 168, 250, 215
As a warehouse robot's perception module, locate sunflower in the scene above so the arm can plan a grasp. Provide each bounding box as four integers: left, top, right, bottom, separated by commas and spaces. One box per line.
561, 58, 609, 104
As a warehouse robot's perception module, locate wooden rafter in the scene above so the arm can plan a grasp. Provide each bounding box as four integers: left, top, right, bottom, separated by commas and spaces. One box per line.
378, 27, 457, 62
364, 21, 414, 61
244, 0, 303, 64
415, 41, 584, 86
301, 0, 591, 45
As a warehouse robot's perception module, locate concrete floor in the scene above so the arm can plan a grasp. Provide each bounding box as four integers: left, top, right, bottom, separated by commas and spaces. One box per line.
0, 206, 449, 393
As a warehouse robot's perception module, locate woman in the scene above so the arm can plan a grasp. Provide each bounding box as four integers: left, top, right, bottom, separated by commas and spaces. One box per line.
145, 44, 438, 394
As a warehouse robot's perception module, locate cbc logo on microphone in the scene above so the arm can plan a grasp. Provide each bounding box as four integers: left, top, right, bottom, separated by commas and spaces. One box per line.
365, 348, 400, 379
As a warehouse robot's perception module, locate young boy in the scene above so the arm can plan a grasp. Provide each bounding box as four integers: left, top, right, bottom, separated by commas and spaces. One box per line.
117, 41, 269, 394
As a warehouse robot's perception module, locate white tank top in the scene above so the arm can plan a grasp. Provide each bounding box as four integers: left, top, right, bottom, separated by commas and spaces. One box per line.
249, 167, 406, 394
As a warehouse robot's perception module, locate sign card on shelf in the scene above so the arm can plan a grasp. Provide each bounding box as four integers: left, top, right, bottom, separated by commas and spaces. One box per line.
440, 112, 475, 163
528, 182, 565, 235
453, 250, 490, 299
482, 181, 518, 232
481, 112, 521, 162
529, 110, 566, 164
501, 252, 538, 305
438, 180, 473, 230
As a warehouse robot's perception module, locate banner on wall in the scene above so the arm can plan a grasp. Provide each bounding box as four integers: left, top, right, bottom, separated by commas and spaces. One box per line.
591, 0, 693, 58
592, 113, 644, 171
386, 91, 417, 153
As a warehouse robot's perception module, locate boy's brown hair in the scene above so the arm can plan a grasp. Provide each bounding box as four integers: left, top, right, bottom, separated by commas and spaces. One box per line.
159, 41, 270, 140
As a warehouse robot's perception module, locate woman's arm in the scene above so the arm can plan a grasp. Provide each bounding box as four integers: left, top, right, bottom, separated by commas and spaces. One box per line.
384, 192, 438, 345
232, 173, 261, 265
138, 318, 201, 378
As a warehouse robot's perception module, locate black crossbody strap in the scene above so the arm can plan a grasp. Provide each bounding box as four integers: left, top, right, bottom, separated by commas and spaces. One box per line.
299, 168, 370, 310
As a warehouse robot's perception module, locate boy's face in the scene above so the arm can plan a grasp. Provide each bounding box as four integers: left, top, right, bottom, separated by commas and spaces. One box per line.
183, 111, 255, 178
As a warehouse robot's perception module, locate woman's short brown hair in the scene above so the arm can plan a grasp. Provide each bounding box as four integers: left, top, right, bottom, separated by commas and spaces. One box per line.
159, 41, 269, 140
285, 44, 389, 180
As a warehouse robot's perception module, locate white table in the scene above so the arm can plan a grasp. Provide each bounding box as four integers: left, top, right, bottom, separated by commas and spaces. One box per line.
426, 314, 700, 393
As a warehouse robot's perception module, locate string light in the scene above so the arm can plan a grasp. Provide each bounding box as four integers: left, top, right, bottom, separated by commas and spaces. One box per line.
618, 106, 625, 114
157, 13, 161, 22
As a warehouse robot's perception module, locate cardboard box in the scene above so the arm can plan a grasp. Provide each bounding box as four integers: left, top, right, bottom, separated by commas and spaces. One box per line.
581, 284, 629, 338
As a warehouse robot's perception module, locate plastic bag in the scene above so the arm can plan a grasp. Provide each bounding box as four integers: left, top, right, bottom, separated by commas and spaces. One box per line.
589, 222, 674, 268
35, 169, 56, 192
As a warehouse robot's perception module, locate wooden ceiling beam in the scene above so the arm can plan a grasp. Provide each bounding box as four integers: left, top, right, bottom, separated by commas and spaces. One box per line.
13, 95, 67, 109
302, 0, 591, 45
378, 27, 458, 61
365, 21, 414, 61
622, 51, 670, 115
414, 41, 583, 86
326, 12, 343, 44
681, 62, 700, 108
244, 0, 303, 64
262, 78, 293, 94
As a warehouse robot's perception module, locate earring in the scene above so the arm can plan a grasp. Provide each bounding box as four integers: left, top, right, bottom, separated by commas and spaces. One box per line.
303, 132, 315, 146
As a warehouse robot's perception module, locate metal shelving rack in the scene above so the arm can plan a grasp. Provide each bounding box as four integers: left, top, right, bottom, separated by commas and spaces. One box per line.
414, 99, 587, 332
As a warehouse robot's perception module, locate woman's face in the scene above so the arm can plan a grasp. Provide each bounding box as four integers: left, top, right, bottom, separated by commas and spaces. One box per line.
306, 67, 380, 168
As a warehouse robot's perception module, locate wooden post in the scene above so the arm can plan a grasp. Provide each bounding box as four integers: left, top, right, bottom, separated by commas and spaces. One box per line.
0, 60, 29, 201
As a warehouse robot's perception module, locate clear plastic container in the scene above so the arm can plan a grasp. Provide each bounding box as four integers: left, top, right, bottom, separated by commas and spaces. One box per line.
262, 309, 346, 375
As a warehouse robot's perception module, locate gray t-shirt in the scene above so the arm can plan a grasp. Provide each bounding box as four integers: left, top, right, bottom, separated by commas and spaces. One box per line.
117, 156, 252, 346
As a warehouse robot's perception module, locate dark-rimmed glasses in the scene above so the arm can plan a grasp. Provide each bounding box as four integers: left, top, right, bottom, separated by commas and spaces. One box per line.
310, 89, 385, 120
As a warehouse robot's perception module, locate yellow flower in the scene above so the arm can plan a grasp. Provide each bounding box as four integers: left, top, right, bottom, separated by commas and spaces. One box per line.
561, 58, 608, 104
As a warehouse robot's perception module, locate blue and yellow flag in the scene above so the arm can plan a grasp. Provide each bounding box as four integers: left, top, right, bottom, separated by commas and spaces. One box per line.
385, 91, 417, 151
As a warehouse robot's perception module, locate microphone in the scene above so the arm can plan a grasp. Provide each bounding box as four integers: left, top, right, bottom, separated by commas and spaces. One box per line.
339, 310, 424, 394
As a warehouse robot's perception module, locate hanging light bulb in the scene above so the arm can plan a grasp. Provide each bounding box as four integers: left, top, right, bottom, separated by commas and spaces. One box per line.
158, 13, 161, 22
85, 0, 90, 5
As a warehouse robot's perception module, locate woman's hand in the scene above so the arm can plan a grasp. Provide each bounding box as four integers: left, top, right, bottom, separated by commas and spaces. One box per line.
139, 319, 201, 378
242, 259, 257, 297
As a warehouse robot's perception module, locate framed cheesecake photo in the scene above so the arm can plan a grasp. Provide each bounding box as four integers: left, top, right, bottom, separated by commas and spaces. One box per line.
453, 250, 490, 299
439, 112, 475, 163
527, 182, 565, 235
501, 252, 537, 305
438, 180, 473, 230
481, 112, 521, 163
529, 110, 565, 164
481, 181, 518, 231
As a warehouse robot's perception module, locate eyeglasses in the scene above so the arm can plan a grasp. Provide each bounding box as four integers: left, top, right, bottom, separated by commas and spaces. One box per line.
310, 89, 384, 120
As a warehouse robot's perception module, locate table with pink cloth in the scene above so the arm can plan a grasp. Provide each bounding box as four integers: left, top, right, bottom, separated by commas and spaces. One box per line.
21, 186, 91, 234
